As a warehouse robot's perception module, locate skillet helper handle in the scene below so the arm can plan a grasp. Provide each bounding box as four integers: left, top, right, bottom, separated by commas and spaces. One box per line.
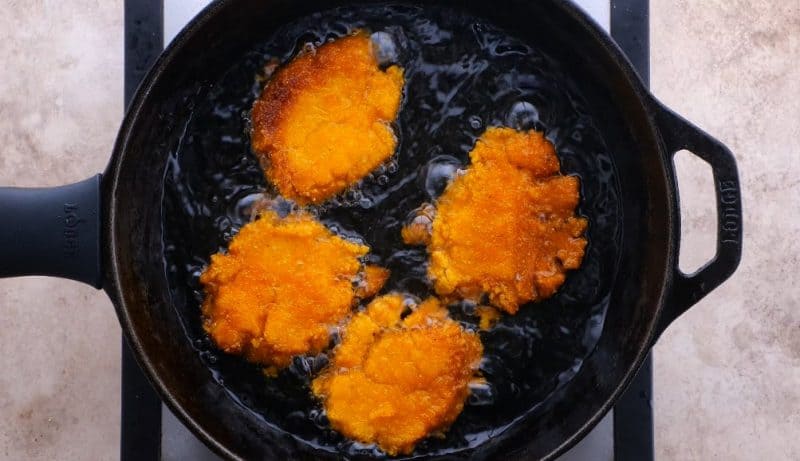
0, 175, 103, 288
654, 104, 743, 337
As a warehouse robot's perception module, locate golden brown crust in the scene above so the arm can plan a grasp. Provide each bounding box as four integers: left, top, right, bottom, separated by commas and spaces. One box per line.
199, 210, 385, 368
251, 33, 405, 204
475, 305, 501, 330
312, 295, 483, 455
427, 127, 588, 314
355, 265, 391, 299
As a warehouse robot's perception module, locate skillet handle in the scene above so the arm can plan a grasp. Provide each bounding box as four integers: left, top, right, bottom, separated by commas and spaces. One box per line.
653, 103, 743, 337
0, 175, 103, 288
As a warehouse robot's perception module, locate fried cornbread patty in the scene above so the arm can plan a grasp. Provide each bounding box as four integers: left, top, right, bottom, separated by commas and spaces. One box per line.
200, 210, 387, 368
312, 294, 483, 455
426, 127, 588, 314
251, 33, 405, 204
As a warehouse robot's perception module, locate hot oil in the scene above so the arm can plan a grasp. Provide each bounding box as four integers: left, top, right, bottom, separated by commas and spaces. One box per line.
162, 4, 621, 458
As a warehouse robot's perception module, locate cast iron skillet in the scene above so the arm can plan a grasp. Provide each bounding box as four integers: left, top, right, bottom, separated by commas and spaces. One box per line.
0, 0, 742, 459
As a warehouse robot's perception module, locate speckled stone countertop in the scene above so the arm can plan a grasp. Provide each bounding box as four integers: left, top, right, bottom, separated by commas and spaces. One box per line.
0, 1, 797, 459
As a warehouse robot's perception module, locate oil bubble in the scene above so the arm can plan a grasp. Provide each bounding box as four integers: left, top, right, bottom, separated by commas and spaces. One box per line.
467, 381, 495, 406
371, 31, 400, 66
507, 100, 540, 130
423, 155, 463, 198
302, 42, 317, 55
231, 192, 268, 219
468, 115, 483, 130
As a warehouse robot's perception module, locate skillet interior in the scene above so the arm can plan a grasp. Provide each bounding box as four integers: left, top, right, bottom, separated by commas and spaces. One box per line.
106, 0, 672, 459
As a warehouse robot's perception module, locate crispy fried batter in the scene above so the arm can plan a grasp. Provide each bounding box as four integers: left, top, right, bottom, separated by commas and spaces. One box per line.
312, 294, 483, 455
251, 33, 405, 204
200, 210, 377, 368
355, 265, 391, 299
427, 127, 588, 314
475, 305, 501, 330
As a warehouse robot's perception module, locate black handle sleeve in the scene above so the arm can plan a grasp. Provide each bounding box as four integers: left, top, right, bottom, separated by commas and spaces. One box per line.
653, 103, 743, 337
0, 175, 103, 288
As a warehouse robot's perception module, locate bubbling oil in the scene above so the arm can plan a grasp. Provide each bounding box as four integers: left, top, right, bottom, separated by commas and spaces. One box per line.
162, 4, 621, 458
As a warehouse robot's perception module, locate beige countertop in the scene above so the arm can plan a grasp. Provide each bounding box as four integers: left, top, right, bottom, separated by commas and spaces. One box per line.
0, 1, 797, 459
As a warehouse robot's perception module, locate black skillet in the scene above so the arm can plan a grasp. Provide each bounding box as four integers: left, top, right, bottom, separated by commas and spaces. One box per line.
0, 0, 742, 459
